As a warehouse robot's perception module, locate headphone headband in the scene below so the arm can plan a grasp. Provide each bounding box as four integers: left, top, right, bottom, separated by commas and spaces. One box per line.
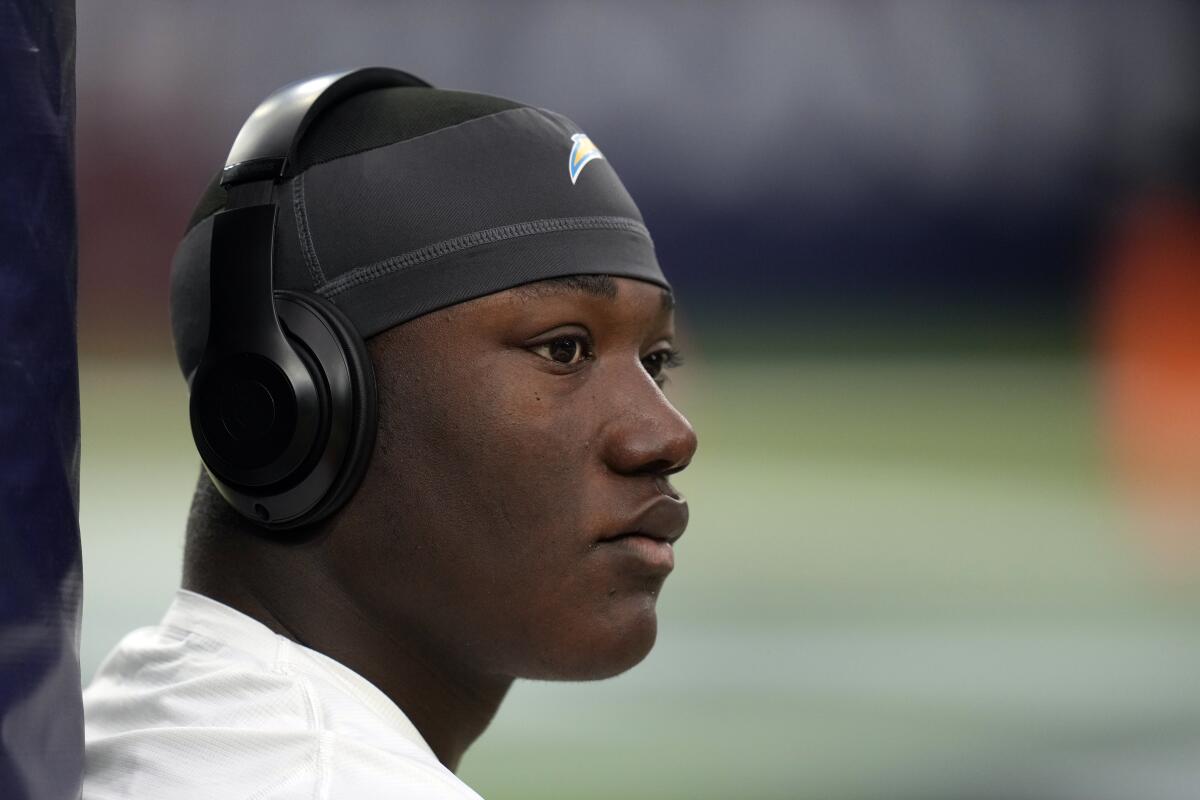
222, 67, 432, 186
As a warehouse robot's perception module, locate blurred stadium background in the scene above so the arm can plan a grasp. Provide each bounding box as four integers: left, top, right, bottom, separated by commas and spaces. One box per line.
77, 2, 1200, 798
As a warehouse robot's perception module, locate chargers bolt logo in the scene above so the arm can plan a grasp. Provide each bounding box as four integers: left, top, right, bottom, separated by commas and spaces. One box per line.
568, 133, 604, 185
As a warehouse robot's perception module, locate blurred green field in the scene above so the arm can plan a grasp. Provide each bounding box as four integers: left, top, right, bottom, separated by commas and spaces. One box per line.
79, 354, 1200, 800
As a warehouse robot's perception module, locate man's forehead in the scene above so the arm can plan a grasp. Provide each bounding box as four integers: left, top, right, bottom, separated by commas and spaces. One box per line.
513, 275, 674, 311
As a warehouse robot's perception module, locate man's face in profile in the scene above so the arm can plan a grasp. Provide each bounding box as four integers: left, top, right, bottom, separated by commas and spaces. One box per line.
331, 275, 697, 681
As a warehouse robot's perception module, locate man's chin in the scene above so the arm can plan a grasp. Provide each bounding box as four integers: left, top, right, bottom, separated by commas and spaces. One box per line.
522, 600, 661, 681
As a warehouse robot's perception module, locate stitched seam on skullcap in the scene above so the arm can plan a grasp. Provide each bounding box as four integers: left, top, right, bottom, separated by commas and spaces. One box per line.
315, 216, 651, 298
292, 173, 326, 288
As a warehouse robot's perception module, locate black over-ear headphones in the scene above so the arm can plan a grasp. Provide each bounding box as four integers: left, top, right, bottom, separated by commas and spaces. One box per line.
189, 68, 431, 530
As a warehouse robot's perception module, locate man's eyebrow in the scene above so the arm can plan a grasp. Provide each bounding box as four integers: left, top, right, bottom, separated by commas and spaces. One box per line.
514, 275, 676, 313
514, 274, 618, 300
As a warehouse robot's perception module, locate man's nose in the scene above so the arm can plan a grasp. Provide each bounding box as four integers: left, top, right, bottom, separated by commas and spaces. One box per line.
602, 378, 698, 479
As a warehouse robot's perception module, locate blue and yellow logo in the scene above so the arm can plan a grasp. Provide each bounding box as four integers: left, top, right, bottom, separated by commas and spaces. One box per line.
568, 133, 604, 185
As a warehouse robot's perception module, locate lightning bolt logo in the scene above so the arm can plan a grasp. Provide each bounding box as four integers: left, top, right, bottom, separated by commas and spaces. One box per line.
568, 133, 604, 185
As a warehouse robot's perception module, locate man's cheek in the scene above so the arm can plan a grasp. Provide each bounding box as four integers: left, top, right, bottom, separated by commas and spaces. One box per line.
481, 384, 593, 466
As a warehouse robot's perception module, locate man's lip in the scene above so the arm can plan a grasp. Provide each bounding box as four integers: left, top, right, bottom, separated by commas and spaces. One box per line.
598, 495, 689, 545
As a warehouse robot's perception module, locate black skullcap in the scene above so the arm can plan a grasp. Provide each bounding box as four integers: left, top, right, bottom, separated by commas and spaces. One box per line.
170, 86, 668, 380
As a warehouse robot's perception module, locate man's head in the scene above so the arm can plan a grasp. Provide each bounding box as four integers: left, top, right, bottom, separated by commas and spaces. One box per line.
175, 74, 697, 683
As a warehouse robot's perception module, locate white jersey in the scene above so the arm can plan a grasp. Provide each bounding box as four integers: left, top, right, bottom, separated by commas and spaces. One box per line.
83, 589, 484, 800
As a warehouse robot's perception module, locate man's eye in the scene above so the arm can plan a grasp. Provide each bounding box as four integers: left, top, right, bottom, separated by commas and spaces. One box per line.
532, 336, 590, 366
641, 349, 684, 384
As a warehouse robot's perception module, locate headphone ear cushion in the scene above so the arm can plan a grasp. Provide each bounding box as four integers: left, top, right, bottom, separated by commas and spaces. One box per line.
274, 290, 377, 528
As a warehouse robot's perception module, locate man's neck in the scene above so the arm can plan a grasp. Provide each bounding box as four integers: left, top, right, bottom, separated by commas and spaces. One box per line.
183, 548, 512, 772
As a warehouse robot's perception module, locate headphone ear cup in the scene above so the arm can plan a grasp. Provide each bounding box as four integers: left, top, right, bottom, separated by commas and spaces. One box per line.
194, 289, 375, 529
270, 290, 377, 528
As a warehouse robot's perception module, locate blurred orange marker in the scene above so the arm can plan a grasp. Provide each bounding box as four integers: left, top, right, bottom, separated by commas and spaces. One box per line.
1100, 194, 1200, 572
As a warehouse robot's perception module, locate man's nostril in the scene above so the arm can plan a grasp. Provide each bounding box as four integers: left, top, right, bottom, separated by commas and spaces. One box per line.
632, 458, 678, 477
661, 460, 690, 477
